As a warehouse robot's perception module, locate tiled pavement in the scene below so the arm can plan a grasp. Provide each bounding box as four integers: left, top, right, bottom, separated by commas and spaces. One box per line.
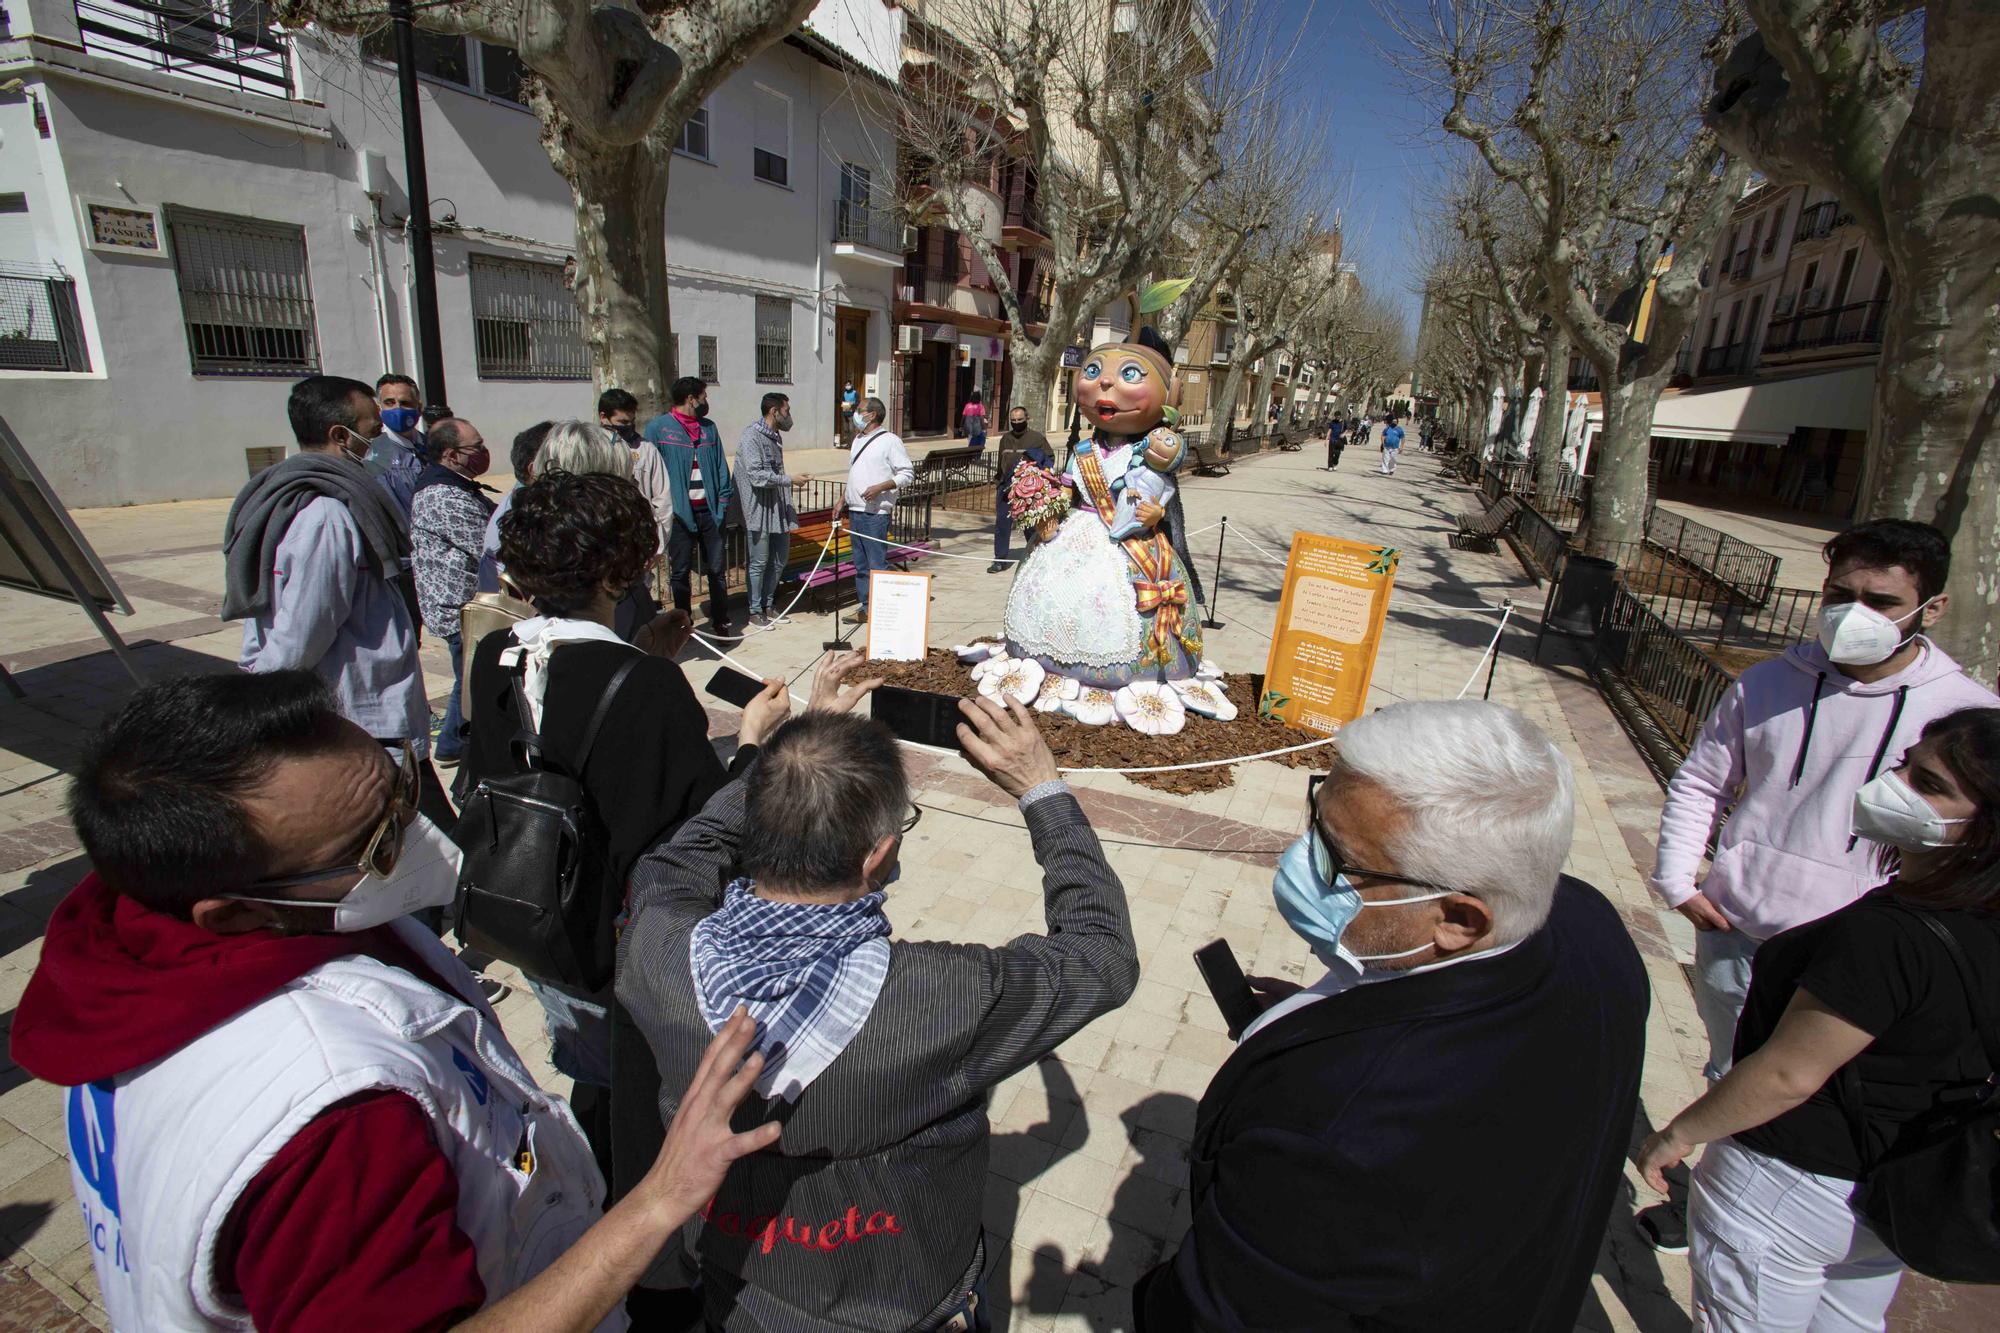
0, 441, 1985, 1329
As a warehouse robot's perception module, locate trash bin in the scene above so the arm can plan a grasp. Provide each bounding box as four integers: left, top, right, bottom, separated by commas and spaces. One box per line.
1536, 553, 1619, 662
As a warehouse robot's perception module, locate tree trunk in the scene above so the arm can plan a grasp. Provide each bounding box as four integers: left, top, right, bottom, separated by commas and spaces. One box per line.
1533, 328, 1572, 500
1861, 17, 2000, 682
1212, 352, 1253, 448
1011, 334, 1062, 444
1250, 354, 1281, 437
564, 138, 672, 415
1585, 374, 1664, 557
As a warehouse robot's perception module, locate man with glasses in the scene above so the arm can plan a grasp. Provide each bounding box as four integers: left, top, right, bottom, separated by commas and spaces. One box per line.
14, 670, 783, 1330
1134, 699, 1648, 1333
619, 694, 1137, 1331
224, 375, 449, 823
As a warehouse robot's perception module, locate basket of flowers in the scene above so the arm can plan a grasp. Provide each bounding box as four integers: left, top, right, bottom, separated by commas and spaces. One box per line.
1008, 462, 1070, 542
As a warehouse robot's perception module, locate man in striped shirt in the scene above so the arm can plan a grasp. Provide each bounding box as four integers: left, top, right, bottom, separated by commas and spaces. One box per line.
643, 375, 737, 637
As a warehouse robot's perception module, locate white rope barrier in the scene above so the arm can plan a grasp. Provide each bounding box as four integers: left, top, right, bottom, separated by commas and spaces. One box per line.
1453, 602, 1515, 701
845, 526, 1013, 565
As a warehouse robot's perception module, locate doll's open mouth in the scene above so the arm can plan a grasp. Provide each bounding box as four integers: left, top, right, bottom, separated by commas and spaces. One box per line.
1095, 399, 1119, 418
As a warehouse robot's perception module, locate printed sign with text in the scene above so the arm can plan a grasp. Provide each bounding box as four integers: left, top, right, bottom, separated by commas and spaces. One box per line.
1257, 534, 1398, 736
864, 571, 931, 662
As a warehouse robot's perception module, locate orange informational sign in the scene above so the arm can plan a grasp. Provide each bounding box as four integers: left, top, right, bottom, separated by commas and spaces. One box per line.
1257, 534, 1399, 736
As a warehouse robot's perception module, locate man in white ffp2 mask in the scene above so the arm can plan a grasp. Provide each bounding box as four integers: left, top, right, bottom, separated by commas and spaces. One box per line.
1637, 518, 1996, 1255
12, 670, 780, 1333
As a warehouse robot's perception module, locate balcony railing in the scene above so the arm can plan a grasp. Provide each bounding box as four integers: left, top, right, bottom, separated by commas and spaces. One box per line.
76, 0, 294, 98
1793, 200, 1853, 245
1760, 299, 1886, 359
1697, 341, 1751, 376
834, 201, 903, 255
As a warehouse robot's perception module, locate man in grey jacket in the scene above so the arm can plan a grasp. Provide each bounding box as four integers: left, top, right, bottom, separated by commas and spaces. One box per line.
735, 393, 811, 630
619, 671, 1137, 1331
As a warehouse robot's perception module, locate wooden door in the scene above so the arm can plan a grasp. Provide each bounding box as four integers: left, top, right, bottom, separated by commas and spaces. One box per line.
835, 307, 869, 435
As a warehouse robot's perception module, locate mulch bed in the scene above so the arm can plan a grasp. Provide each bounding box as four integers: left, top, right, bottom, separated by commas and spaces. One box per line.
864, 647, 1332, 794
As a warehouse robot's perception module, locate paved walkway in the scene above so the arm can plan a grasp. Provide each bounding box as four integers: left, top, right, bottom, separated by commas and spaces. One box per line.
0, 442, 1986, 1328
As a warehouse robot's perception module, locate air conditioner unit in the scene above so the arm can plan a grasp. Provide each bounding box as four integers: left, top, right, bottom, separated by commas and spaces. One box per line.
1801, 286, 1827, 309
1773, 293, 1797, 317
901, 225, 917, 251
896, 324, 924, 354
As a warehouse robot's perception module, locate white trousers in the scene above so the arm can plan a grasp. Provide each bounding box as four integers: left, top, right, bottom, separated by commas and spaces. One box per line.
1690, 1138, 1903, 1332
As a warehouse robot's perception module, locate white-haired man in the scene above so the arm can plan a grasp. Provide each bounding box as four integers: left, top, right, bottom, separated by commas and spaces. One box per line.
1135, 700, 1649, 1332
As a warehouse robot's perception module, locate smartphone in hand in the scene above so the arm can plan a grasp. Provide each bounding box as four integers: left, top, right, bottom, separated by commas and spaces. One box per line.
1194, 939, 1262, 1040
872, 685, 968, 752
705, 666, 767, 708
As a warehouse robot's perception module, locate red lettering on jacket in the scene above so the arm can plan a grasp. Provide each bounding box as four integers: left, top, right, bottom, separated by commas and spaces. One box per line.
706, 1202, 908, 1256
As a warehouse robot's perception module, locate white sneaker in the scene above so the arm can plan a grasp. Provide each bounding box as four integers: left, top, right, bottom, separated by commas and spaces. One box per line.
770, 611, 794, 625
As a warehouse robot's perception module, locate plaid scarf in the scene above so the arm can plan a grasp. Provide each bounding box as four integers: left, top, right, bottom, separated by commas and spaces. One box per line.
689, 880, 892, 1101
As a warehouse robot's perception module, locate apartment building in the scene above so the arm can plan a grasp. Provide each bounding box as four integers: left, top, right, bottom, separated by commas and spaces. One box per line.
1644, 180, 1887, 518
0, 0, 904, 506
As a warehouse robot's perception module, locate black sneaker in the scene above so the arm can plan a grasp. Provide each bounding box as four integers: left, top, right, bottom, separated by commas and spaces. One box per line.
1635, 1200, 1689, 1255
748, 612, 772, 630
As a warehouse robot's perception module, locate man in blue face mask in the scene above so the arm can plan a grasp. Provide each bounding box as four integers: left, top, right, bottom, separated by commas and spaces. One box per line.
370, 373, 429, 518
1135, 699, 1649, 1333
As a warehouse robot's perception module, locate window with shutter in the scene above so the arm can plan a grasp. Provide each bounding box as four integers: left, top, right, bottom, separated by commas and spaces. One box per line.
753, 88, 789, 186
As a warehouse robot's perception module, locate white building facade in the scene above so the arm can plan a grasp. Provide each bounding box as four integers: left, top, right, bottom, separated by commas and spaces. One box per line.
0, 0, 903, 506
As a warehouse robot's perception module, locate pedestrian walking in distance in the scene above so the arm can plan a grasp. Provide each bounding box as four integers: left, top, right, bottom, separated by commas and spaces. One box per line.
1378, 416, 1405, 475
1323, 416, 1346, 471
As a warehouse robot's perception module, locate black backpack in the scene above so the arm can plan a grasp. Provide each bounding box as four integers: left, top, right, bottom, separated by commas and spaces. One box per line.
450, 652, 639, 992
1837, 910, 2000, 1282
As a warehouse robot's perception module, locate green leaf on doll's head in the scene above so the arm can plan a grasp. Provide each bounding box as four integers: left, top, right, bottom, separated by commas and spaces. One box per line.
1138, 278, 1194, 314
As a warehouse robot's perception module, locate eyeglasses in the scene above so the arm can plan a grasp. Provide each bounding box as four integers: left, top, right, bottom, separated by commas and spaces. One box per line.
242, 743, 422, 894
1304, 773, 1456, 894
901, 804, 924, 835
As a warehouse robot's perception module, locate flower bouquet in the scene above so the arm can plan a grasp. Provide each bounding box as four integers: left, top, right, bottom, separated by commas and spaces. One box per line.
1008, 462, 1070, 541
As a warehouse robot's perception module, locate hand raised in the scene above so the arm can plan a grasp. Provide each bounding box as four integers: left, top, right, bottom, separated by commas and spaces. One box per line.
955, 694, 1059, 799
638, 1008, 781, 1222
738, 679, 792, 748
808, 650, 884, 715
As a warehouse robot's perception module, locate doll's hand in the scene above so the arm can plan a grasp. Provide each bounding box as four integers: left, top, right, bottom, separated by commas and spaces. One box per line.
1134, 500, 1165, 528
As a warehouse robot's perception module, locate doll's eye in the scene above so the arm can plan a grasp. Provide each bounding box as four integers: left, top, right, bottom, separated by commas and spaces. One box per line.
1082, 360, 1102, 380
1120, 363, 1146, 384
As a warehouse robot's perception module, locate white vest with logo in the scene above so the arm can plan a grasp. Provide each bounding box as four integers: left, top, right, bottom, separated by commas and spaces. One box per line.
63, 918, 622, 1331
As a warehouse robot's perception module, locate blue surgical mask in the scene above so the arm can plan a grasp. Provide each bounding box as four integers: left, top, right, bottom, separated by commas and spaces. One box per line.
381, 406, 420, 435
1270, 833, 1452, 973
852, 412, 869, 430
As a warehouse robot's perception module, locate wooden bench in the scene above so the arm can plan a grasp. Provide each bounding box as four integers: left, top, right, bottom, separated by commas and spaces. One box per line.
1450, 494, 1522, 551
908, 445, 988, 494
1188, 437, 1232, 477
779, 507, 939, 608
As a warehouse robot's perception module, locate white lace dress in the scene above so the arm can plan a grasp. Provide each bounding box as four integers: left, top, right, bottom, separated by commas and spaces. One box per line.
1004, 510, 1143, 674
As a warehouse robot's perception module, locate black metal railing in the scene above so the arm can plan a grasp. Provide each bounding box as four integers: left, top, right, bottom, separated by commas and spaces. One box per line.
1697, 341, 1751, 376
1644, 506, 1780, 605
1593, 580, 1740, 767
1794, 201, 1853, 245
0, 266, 91, 371
1760, 300, 1886, 358
695, 484, 936, 598
76, 0, 294, 98
833, 200, 903, 254
1510, 502, 1567, 584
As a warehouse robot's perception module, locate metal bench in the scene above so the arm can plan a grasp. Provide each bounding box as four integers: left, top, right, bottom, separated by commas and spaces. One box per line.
1188, 438, 1232, 477
907, 445, 988, 495
1450, 494, 1523, 552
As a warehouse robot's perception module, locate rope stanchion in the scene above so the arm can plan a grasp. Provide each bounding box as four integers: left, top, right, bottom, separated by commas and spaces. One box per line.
1201, 515, 1227, 630
1453, 601, 1515, 700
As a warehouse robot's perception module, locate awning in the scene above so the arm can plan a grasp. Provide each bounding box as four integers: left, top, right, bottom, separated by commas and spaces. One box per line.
1587, 363, 1875, 446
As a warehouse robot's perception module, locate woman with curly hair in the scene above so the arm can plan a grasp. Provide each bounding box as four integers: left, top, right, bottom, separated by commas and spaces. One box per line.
459, 469, 787, 1317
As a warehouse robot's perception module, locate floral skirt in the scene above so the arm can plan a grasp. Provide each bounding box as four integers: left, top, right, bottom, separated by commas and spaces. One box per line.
1003, 512, 1200, 689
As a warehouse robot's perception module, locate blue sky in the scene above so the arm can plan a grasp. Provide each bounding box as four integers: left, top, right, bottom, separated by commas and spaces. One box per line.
1268, 0, 1454, 340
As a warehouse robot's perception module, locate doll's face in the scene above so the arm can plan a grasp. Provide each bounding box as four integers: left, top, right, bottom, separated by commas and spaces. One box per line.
1074, 349, 1167, 436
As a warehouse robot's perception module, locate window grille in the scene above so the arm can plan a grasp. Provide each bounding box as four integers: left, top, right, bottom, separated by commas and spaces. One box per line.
755, 296, 791, 383
676, 108, 710, 159
165, 207, 318, 376
698, 335, 718, 384
0, 262, 91, 372
468, 254, 588, 380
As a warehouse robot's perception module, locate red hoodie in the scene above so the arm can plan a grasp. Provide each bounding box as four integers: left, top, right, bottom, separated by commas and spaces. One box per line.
13, 875, 487, 1330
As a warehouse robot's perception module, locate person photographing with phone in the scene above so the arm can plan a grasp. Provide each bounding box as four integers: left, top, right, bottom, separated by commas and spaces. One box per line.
618, 676, 1137, 1331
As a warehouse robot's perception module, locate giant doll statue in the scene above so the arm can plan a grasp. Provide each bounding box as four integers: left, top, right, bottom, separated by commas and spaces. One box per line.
982, 329, 1227, 734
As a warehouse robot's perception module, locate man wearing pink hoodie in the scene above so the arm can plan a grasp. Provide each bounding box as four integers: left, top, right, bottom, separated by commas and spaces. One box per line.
1637, 520, 1993, 1252
1655, 520, 1993, 1077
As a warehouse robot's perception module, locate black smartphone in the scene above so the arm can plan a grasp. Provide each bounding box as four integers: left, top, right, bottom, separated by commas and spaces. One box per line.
872, 685, 968, 752
705, 665, 767, 708
1194, 939, 1262, 1041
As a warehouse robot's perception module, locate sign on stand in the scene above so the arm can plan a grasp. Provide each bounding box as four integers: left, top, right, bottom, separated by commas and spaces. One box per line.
1258, 534, 1398, 736
864, 571, 932, 662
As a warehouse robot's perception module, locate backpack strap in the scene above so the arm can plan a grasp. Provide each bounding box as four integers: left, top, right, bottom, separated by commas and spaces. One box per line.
505, 646, 641, 776
1837, 909, 2000, 1168
573, 656, 642, 773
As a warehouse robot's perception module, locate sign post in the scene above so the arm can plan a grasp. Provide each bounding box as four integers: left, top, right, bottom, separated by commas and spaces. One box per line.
1257, 534, 1398, 736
